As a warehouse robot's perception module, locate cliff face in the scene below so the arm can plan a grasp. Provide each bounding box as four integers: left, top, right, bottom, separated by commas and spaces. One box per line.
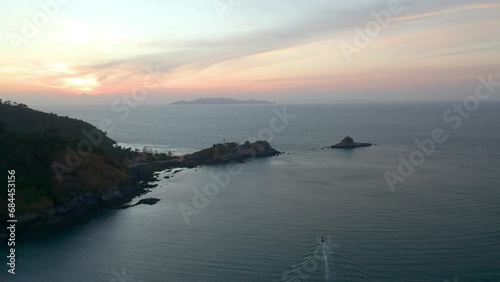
184, 141, 281, 164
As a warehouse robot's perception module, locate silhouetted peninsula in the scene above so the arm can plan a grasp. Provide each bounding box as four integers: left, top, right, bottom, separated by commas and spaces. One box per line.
0, 100, 282, 232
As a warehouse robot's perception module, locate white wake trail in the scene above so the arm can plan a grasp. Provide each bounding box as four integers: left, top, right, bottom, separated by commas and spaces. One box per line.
320, 240, 334, 282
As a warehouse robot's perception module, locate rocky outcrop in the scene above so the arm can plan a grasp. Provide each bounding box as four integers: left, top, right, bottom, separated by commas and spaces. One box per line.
331, 136, 372, 149
183, 140, 281, 164
118, 198, 161, 209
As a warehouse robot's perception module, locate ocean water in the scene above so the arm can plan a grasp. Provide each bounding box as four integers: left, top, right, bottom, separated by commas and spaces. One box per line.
2, 102, 500, 281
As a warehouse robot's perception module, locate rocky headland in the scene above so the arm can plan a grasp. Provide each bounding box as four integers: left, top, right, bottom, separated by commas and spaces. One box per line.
128, 140, 281, 185
0, 101, 281, 233
15, 140, 281, 231
183, 140, 281, 164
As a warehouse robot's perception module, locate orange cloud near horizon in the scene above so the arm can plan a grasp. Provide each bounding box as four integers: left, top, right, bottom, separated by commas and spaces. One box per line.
1, 1, 499, 102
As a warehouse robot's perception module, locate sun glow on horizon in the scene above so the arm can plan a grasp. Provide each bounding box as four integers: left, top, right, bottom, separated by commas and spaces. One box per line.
62, 76, 100, 93
0, 1, 499, 102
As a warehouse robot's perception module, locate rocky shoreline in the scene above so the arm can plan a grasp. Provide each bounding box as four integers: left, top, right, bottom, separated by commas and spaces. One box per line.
12, 140, 281, 233
13, 183, 148, 232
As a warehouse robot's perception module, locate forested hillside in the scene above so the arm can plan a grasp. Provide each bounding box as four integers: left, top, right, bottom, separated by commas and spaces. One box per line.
0, 101, 133, 219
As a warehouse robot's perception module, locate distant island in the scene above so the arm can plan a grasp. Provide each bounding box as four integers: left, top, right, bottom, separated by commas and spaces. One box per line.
170, 97, 275, 105
330, 99, 371, 103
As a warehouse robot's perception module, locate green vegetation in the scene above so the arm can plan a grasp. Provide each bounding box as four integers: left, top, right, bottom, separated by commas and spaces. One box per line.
0, 131, 67, 214
0, 100, 139, 217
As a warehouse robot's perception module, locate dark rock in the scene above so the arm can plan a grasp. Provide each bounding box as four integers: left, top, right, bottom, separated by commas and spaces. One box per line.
331, 136, 372, 149
136, 198, 161, 205
118, 198, 161, 209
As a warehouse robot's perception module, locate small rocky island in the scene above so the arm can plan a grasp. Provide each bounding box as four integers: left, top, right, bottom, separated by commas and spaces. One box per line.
331, 136, 372, 149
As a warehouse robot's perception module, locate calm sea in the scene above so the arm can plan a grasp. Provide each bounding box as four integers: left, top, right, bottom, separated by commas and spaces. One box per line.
2, 102, 500, 281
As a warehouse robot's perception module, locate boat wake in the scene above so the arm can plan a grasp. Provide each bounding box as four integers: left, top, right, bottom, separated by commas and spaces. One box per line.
282, 237, 370, 282
320, 238, 332, 281
319, 236, 370, 282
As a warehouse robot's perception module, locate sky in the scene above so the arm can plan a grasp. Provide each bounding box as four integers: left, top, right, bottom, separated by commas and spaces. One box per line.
0, 0, 499, 105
